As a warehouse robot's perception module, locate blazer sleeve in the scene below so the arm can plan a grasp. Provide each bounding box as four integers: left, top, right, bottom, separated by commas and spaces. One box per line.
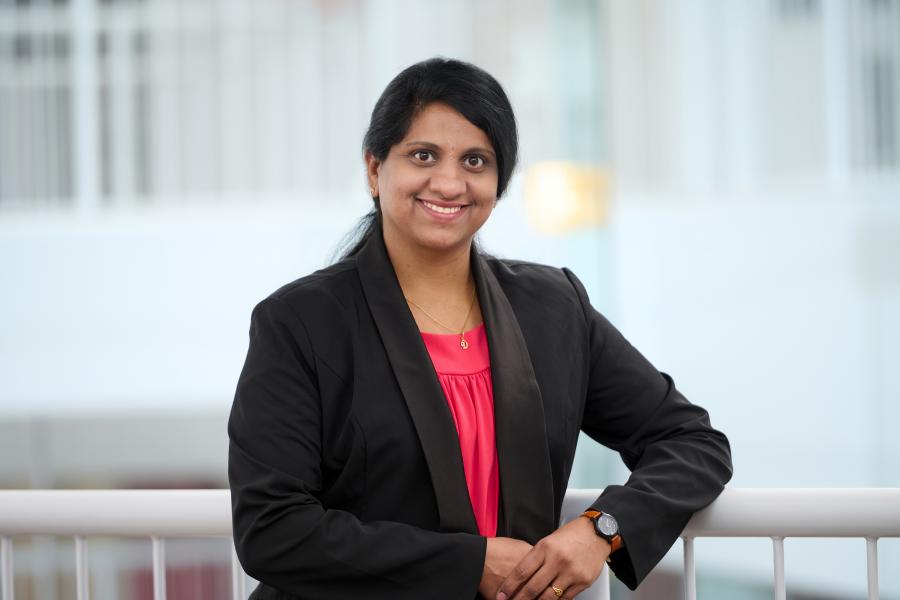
228, 296, 486, 600
562, 269, 733, 590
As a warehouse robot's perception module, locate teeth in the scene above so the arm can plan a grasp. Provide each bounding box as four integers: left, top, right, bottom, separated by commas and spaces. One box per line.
422, 200, 461, 214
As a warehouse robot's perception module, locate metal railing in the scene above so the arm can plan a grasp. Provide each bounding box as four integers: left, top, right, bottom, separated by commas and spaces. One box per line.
1, 488, 899, 600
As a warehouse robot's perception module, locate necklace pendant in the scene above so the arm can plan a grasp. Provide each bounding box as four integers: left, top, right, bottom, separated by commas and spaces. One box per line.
459, 336, 469, 350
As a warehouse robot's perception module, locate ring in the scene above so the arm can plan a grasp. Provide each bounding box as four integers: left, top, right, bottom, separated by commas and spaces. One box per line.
551, 585, 564, 598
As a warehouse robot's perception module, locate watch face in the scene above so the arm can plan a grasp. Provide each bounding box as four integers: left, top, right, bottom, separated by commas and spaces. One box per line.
597, 514, 618, 536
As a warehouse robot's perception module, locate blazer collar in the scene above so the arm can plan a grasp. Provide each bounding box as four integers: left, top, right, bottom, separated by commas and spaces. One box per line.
356, 228, 555, 542
471, 245, 556, 542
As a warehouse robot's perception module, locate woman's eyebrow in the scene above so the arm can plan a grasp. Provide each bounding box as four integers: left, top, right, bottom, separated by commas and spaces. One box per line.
404, 140, 496, 158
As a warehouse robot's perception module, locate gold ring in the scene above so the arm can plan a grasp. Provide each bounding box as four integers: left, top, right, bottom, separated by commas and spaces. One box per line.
551, 585, 564, 598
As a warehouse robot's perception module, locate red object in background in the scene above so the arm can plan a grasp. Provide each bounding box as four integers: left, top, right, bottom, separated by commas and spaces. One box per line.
129, 563, 232, 600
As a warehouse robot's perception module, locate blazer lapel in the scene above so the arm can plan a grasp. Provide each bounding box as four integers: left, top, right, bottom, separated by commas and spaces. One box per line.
356, 229, 479, 535
472, 253, 556, 543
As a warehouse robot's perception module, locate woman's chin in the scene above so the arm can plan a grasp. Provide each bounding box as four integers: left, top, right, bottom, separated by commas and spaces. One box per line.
382, 220, 480, 258
411, 231, 475, 255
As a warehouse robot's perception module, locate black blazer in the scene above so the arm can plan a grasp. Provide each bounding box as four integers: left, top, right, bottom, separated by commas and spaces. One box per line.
228, 228, 732, 599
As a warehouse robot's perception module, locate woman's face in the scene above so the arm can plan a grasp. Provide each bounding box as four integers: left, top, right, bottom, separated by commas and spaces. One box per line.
366, 102, 498, 257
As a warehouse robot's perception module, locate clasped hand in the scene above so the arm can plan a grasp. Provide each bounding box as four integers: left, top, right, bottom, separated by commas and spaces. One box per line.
479, 518, 610, 600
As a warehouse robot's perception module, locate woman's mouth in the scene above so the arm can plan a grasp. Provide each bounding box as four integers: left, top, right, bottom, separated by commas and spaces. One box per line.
421, 200, 462, 214
416, 198, 469, 223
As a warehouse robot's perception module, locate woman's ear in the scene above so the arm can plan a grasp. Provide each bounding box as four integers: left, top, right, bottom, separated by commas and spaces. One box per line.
364, 150, 380, 198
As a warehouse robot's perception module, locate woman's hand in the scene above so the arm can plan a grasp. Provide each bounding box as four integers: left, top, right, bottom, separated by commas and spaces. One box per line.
478, 537, 534, 599
494, 517, 609, 600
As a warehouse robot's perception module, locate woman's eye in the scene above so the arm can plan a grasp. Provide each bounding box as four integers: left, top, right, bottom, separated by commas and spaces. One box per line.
412, 150, 435, 162
465, 155, 485, 168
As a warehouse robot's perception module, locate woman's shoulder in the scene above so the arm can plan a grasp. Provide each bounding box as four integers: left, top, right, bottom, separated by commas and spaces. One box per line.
480, 253, 580, 293
257, 257, 360, 320
478, 253, 593, 314
272, 256, 357, 296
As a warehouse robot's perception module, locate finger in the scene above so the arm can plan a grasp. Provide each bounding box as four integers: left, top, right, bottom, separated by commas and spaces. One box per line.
537, 583, 565, 600
508, 563, 556, 600
497, 548, 545, 600
538, 574, 577, 600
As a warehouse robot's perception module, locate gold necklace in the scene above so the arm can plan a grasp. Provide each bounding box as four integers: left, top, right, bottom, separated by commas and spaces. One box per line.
406, 288, 478, 350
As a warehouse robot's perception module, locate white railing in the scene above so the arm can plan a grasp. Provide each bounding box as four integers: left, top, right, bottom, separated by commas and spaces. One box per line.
1, 488, 899, 600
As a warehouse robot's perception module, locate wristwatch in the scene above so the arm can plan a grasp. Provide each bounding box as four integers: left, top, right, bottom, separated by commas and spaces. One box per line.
582, 509, 623, 554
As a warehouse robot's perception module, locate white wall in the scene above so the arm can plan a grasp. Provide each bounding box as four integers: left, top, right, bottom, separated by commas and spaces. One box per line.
0, 195, 366, 418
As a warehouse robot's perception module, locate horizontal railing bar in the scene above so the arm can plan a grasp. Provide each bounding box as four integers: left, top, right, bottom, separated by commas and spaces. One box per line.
0, 490, 230, 537
685, 488, 900, 537
0, 488, 898, 539
564, 488, 900, 538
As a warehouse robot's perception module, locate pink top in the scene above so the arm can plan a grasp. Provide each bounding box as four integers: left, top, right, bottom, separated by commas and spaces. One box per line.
421, 323, 499, 537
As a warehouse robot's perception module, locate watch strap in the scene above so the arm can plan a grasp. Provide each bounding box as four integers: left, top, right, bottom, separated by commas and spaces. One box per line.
581, 510, 623, 553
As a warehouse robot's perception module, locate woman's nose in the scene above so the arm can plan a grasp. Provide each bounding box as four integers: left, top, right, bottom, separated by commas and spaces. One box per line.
428, 165, 466, 199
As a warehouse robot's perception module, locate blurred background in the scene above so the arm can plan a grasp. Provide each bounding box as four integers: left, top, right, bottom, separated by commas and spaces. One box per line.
1, 0, 898, 597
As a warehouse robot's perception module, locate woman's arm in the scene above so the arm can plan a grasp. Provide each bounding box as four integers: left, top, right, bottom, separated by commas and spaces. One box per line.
495, 269, 732, 598
563, 267, 733, 588
229, 297, 486, 600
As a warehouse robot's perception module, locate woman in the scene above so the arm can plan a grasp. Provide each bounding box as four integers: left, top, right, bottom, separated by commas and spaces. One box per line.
229, 58, 732, 600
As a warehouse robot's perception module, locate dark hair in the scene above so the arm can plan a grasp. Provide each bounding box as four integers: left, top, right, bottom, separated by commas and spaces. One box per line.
336, 57, 518, 260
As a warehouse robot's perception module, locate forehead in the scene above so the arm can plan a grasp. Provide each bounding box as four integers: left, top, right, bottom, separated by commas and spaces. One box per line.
401, 102, 493, 150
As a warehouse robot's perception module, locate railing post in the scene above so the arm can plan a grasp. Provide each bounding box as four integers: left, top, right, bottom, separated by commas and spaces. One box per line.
595, 563, 610, 600
231, 543, 245, 600
1, 536, 12, 600
772, 536, 785, 600
152, 536, 166, 600
75, 536, 89, 600
683, 537, 696, 600
866, 537, 878, 600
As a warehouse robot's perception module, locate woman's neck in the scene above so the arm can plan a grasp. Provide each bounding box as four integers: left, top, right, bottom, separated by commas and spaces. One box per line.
380, 227, 483, 336
386, 236, 474, 303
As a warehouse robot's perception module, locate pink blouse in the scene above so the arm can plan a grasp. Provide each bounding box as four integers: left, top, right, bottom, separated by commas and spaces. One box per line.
421, 323, 499, 537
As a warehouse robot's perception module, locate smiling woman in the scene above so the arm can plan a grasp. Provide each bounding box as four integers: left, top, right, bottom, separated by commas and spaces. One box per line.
366, 102, 498, 260
228, 58, 733, 600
